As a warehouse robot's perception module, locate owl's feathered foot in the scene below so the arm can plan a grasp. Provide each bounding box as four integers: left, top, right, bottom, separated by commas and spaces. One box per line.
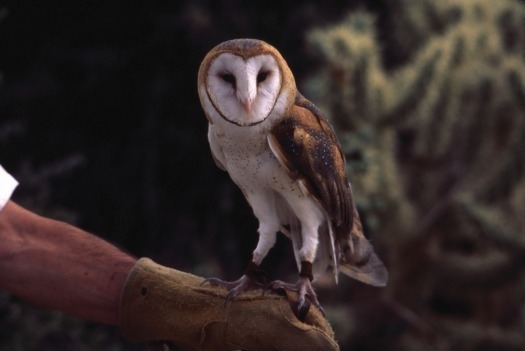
201, 261, 268, 303
268, 261, 325, 316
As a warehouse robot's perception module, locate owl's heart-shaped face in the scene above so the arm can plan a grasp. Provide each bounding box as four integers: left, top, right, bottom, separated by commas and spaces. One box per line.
204, 52, 282, 126
198, 39, 297, 127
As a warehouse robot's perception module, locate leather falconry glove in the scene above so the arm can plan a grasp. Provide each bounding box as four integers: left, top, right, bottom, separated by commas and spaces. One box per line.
119, 258, 339, 351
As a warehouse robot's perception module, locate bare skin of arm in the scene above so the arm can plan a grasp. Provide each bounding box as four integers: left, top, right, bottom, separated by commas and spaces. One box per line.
0, 200, 137, 325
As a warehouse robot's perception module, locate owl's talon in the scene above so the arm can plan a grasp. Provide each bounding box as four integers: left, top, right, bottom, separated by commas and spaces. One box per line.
297, 295, 306, 312
269, 276, 325, 317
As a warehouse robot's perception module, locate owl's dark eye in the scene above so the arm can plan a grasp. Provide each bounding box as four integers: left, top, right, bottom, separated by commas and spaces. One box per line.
257, 71, 269, 83
221, 73, 236, 85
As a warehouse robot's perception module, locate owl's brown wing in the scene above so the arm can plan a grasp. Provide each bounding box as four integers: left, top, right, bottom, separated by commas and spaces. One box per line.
268, 93, 353, 233
269, 94, 388, 287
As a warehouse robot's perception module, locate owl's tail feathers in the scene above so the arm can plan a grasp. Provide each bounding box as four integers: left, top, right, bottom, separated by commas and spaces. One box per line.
339, 234, 388, 287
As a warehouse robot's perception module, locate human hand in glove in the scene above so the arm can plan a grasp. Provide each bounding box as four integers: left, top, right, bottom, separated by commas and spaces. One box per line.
120, 258, 339, 351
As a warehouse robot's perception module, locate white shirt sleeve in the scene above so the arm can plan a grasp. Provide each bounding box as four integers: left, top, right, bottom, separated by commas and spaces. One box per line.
0, 165, 18, 211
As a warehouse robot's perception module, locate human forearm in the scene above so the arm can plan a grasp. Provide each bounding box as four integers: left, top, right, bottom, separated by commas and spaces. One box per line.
0, 201, 136, 325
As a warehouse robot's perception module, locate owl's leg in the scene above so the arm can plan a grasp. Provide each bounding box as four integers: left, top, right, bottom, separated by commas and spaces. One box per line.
268, 200, 324, 315
202, 228, 277, 300
202, 193, 279, 301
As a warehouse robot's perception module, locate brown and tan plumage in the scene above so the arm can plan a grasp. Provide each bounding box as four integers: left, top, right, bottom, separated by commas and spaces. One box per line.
198, 39, 387, 313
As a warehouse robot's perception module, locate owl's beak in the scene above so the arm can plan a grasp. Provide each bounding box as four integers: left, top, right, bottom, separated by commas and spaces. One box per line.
238, 81, 255, 114
243, 100, 253, 114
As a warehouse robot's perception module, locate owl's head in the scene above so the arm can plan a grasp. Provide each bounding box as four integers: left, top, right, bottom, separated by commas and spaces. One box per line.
198, 39, 296, 127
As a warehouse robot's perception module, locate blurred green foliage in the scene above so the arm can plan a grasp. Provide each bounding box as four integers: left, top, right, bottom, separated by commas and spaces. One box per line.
306, 0, 525, 349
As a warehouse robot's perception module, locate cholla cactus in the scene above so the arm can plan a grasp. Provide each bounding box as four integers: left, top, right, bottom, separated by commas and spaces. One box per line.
306, 1, 525, 350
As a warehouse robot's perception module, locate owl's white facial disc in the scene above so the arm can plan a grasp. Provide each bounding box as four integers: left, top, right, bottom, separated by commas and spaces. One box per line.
206, 53, 282, 126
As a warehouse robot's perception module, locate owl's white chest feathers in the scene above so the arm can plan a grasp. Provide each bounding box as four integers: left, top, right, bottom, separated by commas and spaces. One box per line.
205, 88, 300, 197
209, 119, 292, 196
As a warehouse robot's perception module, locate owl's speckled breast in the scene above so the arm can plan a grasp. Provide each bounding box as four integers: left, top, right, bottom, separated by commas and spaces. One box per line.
211, 125, 288, 195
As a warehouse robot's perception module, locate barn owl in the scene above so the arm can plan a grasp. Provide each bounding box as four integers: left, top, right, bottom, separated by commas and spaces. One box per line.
198, 39, 387, 313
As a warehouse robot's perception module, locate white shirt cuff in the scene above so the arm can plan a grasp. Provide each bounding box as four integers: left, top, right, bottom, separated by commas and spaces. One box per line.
0, 165, 18, 211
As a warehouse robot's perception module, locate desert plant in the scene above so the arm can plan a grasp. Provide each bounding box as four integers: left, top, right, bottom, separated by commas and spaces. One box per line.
305, 1, 525, 350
